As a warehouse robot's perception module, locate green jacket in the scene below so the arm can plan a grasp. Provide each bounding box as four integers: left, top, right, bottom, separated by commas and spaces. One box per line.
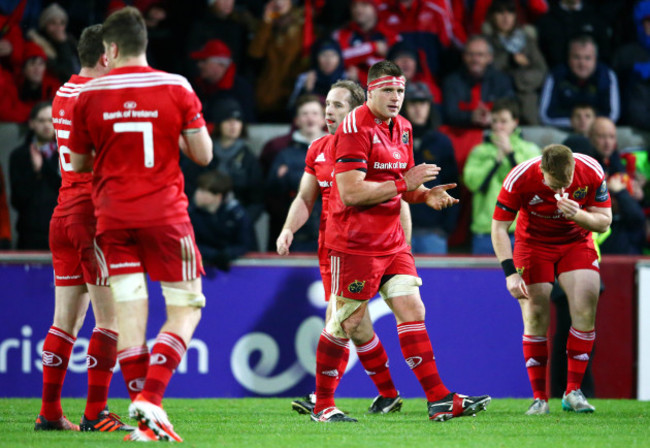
463, 129, 541, 234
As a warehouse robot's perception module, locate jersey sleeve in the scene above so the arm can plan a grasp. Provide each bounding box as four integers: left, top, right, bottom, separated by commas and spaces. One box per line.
333, 114, 370, 174
587, 176, 612, 208
178, 82, 206, 132
68, 94, 93, 154
493, 184, 521, 221
304, 142, 316, 175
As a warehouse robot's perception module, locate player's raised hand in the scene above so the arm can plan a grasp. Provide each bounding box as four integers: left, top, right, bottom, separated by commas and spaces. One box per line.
404, 163, 440, 191
424, 183, 459, 210
506, 273, 529, 300
276, 229, 293, 255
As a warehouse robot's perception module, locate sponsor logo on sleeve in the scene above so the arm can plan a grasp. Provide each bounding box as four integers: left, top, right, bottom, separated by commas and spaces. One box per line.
595, 180, 609, 202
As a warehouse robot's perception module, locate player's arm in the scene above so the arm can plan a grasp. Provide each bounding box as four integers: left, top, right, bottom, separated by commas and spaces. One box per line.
557, 200, 612, 233
399, 199, 412, 246
276, 173, 320, 255
181, 127, 213, 166
492, 218, 529, 300
70, 151, 94, 173
336, 163, 439, 207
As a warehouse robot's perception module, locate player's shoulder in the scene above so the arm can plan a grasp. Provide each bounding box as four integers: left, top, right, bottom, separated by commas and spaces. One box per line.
82, 68, 193, 93
503, 156, 542, 192
55, 75, 89, 100
307, 134, 331, 156
573, 153, 605, 179
339, 105, 374, 136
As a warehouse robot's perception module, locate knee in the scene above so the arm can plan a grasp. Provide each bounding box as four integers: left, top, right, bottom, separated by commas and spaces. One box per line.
341, 315, 362, 338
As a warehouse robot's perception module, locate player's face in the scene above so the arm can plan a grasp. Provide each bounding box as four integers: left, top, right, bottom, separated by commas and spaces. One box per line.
570, 107, 595, 136
542, 169, 574, 194
220, 118, 243, 140
325, 87, 352, 134
368, 84, 405, 121
29, 106, 54, 142
569, 42, 597, 80
295, 101, 325, 135
404, 100, 430, 126
491, 109, 518, 135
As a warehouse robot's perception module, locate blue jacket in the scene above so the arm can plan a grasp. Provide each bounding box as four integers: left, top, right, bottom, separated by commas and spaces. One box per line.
539, 62, 620, 128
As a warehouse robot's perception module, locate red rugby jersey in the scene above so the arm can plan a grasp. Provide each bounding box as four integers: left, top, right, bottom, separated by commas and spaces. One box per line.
69, 66, 205, 231
51, 75, 94, 219
304, 134, 335, 248
325, 103, 414, 256
493, 154, 612, 245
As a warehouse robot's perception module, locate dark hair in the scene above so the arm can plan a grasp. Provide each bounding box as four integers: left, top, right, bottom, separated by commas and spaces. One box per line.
78, 24, 104, 68
541, 144, 575, 185
571, 103, 596, 115
196, 170, 232, 195
488, 0, 517, 15
102, 6, 147, 58
30, 101, 52, 120
492, 98, 520, 121
294, 94, 323, 115
465, 34, 493, 54
368, 60, 403, 83
569, 34, 598, 53
331, 80, 365, 109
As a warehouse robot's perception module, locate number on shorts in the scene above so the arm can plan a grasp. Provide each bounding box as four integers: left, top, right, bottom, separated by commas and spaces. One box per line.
113, 122, 154, 167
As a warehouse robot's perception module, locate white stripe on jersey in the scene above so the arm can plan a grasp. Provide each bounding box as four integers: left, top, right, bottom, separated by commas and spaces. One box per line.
81, 80, 192, 93
83, 72, 193, 92
351, 107, 358, 132
503, 156, 542, 192
574, 153, 605, 178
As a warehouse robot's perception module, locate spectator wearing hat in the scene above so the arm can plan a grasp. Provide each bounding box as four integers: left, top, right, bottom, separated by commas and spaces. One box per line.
0, 42, 60, 123
289, 38, 346, 109
388, 41, 442, 113
26, 3, 80, 82
182, 99, 264, 228
191, 38, 255, 124
463, 98, 539, 254
442, 35, 515, 128
9, 102, 60, 250
248, 0, 308, 121
401, 82, 459, 254
484, 0, 547, 124
332, 0, 399, 86
189, 170, 254, 271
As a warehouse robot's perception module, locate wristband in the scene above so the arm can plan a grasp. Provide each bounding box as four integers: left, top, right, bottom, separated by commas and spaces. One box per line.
501, 259, 517, 277
394, 178, 407, 194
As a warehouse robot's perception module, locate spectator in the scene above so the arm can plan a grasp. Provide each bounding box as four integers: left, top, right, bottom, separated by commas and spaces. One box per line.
463, 98, 540, 254
379, 0, 465, 77
190, 39, 256, 123
536, 0, 612, 68
27, 3, 80, 82
401, 82, 458, 254
289, 38, 346, 109
142, 1, 178, 73
248, 0, 308, 121
485, 0, 547, 124
332, 0, 399, 86
17, 42, 61, 104
388, 42, 442, 113
266, 95, 326, 251
182, 99, 264, 226
0, 0, 27, 70
586, 117, 625, 177
442, 35, 515, 128
189, 170, 253, 271
562, 104, 597, 156
9, 102, 60, 250
452, 0, 548, 36
0, 163, 10, 249
539, 35, 619, 128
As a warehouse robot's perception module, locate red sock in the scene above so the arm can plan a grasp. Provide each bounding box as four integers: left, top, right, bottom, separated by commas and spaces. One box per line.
397, 321, 449, 402
140, 332, 186, 406
355, 333, 398, 398
40, 326, 75, 420
523, 335, 548, 401
314, 330, 349, 414
84, 328, 118, 420
566, 327, 595, 394
117, 345, 149, 401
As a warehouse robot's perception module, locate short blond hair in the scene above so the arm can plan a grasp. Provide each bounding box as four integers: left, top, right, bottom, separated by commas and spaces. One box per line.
541, 144, 575, 185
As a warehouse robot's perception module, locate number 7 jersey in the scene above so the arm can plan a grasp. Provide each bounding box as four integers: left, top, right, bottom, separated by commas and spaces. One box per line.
69, 66, 206, 232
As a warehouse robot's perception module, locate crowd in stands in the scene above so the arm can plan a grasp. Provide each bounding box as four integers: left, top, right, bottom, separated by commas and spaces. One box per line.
1, 0, 649, 262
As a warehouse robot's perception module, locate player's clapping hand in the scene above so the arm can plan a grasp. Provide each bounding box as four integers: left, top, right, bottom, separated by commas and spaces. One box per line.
506, 273, 529, 300
557, 197, 579, 219
404, 163, 440, 191
276, 229, 293, 255
424, 183, 459, 210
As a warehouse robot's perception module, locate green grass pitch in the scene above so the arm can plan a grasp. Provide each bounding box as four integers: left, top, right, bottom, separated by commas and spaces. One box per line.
2, 398, 648, 447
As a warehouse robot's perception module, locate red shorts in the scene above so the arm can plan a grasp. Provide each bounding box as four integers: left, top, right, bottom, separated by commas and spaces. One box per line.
329, 249, 418, 301
95, 222, 204, 282
318, 245, 331, 301
513, 237, 599, 285
50, 215, 106, 287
